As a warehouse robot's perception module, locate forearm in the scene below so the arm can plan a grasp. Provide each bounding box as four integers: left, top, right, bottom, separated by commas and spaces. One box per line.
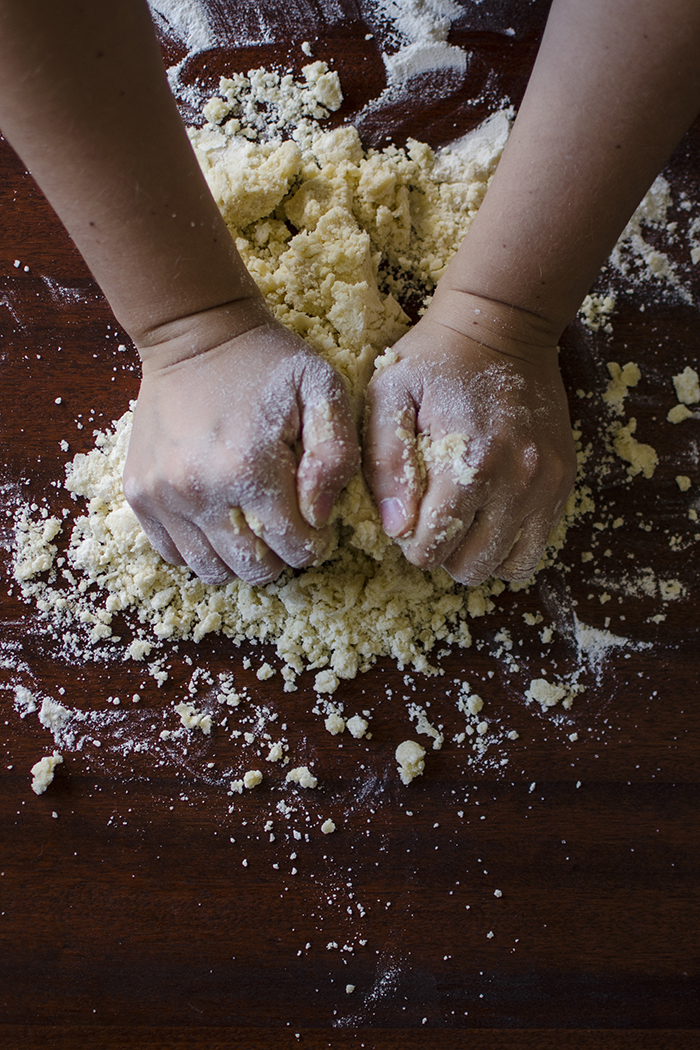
441, 0, 700, 339
0, 0, 259, 350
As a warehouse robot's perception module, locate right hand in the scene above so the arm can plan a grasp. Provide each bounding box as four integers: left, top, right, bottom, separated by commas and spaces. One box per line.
123, 299, 360, 586
364, 291, 577, 586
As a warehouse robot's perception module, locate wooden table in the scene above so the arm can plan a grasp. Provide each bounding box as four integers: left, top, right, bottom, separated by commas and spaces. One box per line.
1, 3, 698, 1046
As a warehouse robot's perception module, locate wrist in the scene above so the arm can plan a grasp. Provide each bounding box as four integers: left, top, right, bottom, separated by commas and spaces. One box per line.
426, 286, 562, 367
135, 292, 273, 373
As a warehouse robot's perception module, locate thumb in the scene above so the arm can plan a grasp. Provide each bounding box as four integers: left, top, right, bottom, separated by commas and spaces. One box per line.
363, 365, 422, 538
296, 369, 360, 528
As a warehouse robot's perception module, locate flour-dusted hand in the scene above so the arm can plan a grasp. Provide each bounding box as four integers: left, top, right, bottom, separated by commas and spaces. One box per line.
360, 0, 700, 589
364, 292, 577, 586
124, 299, 360, 585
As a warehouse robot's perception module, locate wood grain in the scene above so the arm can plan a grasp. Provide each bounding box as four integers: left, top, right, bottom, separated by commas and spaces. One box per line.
1, 2, 699, 1044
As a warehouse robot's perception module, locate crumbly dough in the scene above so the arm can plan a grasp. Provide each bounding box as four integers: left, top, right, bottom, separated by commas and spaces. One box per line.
672, 366, 700, 405
667, 403, 694, 424
579, 293, 616, 333
285, 766, 318, 788
602, 361, 640, 416
174, 702, 212, 735
13, 65, 591, 690
346, 714, 369, 739
324, 712, 346, 735
611, 418, 658, 479
524, 678, 584, 711
407, 703, 444, 749
31, 751, 63, 795
395, 739, 426, 785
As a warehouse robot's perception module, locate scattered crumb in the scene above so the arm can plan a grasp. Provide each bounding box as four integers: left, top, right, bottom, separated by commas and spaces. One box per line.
346, 714, 369, 739
525, 678, 584, 712
612, 418, 658, 478
602, 361, 640, 415
395, 740, 426, 785
324, 713, 346, 735
174, 702, 212, 735
672, 366, 700, 405
286, 766, 318, 789
31, 751, 63, 795
667, 403, 694, 424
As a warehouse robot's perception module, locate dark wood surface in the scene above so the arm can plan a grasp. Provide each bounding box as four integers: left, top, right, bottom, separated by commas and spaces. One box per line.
1, 3, 699, 1045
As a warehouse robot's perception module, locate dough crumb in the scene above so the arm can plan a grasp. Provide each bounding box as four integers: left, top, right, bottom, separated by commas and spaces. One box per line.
408, 703, 444, 749
602, 361, 640, 415
285, 766, 318, 789
324, 712, 346, 735
174, 701, 211, 734
31, 751, 63, 795
346, 714, 369, 739
314, 670, 339, 695
611, 418, 658, 478
667, 403, 694, 424
174, 702, 212, 735
525, 678, 584, 711
579, 292, 615, 333
321, 818, 336, 834
266, 742, 284, 762
395, 739, 426, 785
243, 769, 263, 789
672, 366, 700, 405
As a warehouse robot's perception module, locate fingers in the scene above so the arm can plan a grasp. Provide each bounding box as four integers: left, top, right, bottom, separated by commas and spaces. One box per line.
363, 332, 578, 589
296, 368, 361, 528
238, 442, 337, 571
495, 477, 574, 582
378, 418, 575, 587
128, 507, 186, 568
494, 518, 549, 582
127, 429, 345, 584
199, 507, 285, 585
126, 489, 285, 586
398, 472, 478, 571
443, 506, 527, 586
363, 370, 422, 538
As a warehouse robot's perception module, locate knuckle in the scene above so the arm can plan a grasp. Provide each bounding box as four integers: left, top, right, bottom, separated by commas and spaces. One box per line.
198, 565, 234, 585
185, 553, 232, 585
519, 445, 542, 487
233, 551, 283, 585
497, 554, 540, 582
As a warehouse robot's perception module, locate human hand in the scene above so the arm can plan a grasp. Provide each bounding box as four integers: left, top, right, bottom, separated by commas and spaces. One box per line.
363, 291, 576, 586
123, 299, 360, 585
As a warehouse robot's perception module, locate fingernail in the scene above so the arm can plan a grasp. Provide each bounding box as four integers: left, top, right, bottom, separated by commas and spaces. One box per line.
310, 491, 334, 528
380, 497, 406, 537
